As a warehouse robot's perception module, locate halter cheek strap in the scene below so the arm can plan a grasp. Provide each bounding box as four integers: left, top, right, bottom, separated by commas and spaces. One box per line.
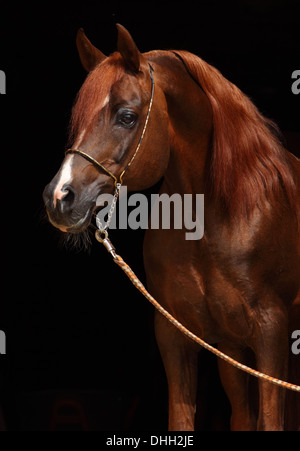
65, 64, 155, 187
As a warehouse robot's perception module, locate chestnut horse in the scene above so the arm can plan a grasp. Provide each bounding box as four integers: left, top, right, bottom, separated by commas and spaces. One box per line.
43, 25, 300, 431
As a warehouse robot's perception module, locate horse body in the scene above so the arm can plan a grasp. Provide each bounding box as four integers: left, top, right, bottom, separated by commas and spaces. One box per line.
43, 26, 300, 431
142, 51, 300, 430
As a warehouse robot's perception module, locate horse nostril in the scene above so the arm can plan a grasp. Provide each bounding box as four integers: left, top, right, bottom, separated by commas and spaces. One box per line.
59, 184, 76, 212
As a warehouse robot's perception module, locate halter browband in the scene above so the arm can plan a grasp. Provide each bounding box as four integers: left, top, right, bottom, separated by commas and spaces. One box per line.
65, 64, 155, 186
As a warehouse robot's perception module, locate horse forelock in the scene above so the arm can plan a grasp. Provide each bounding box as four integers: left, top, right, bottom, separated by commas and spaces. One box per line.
68, 52, 125, 144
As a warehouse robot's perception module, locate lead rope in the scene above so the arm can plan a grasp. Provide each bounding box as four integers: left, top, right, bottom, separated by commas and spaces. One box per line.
75, 60, 299, 393
95, 220, 300, 393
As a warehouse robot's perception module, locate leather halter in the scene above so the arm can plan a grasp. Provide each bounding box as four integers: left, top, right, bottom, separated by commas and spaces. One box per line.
65, 64, 155, 187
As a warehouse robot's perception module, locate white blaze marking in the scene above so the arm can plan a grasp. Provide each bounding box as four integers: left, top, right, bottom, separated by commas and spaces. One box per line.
91, 94, 110, 117
53, 154, 74, 208
53, 126, 88, 208
102, 94, 110, 108
52, 92, 110, 211
73, 128, 87, 148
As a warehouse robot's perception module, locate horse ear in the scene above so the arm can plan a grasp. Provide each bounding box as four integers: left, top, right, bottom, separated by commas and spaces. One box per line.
116, 24, 142, 73
76, 28, 106, 72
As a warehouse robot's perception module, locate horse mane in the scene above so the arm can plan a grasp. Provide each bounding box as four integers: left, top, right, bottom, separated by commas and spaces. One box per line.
173, 51, 297, 219
69, 48, 297, 220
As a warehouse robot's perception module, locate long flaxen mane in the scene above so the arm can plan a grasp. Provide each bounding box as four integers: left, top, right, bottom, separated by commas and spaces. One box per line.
174, 51, 297, 219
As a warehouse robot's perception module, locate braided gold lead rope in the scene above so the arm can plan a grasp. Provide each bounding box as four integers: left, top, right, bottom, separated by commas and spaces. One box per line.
112, 253, 300, 393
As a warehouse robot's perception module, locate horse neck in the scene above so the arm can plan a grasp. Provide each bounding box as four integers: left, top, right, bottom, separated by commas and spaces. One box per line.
148, 51, 213, 195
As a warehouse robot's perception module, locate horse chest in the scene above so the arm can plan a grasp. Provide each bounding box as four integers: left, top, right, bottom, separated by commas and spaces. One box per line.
144, 229, 256, 343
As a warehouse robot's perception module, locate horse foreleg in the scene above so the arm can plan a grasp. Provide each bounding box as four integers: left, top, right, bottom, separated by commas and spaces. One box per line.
218, 343, 256, 431
252, 308, 289, 431
154, 311, 199, 431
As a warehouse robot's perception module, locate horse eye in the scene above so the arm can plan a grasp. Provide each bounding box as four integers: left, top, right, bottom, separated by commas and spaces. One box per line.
117, 110, 137, 128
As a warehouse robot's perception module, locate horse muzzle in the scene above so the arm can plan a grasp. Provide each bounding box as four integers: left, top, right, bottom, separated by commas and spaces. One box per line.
43, 181, 94, 233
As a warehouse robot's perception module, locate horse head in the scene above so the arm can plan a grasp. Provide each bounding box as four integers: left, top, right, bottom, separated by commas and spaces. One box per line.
43, 25, 170, 233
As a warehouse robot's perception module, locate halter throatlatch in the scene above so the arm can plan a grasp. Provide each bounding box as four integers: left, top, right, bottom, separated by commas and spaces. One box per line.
65, 62, 300, 393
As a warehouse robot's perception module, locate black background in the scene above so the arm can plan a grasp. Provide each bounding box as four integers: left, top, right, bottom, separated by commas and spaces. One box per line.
0, 0, 299, 431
